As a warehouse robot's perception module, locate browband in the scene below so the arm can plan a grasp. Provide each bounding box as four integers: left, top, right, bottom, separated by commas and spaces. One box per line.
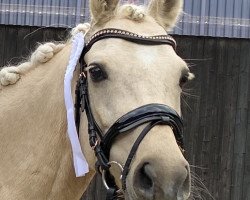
82, 28, 177, 55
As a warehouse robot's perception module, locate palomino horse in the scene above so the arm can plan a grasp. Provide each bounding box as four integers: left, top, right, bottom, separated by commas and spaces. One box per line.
0, 0, 194, 199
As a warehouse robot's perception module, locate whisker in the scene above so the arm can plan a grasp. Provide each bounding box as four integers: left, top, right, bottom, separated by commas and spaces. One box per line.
184, 58, 212, 61
182, 91, 200, 99
187, 63, 197, 68
181, 96, 193, 112
190, 165, 208, 170
182, 88, 195, 91
189, 170, 215, 200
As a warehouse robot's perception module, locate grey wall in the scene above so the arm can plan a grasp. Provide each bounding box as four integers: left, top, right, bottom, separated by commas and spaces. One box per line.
173, 0, 250, 38
0, 0, 89, 28
0, 0, 249, 38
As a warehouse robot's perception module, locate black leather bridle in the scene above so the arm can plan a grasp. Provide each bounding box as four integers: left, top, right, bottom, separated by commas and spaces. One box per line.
75, 28, 184, 200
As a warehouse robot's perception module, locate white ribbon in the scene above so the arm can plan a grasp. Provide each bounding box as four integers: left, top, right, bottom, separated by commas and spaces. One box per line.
64, 32, 89, 177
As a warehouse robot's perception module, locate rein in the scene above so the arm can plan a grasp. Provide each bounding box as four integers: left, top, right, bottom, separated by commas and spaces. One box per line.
75, 28, 184, 199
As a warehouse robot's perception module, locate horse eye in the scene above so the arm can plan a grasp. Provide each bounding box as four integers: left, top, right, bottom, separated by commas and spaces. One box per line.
179, 75, 189, 88
89, 64, 107, 82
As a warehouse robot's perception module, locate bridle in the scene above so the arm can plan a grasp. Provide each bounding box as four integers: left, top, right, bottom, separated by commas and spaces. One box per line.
75, 28, 184, 199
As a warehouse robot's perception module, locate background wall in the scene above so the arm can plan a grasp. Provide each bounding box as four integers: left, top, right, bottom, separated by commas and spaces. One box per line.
0, 25, 249, 199
1, 0, 250, 38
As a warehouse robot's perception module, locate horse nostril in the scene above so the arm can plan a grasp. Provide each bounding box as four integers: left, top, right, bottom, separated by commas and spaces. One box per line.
134, 163, 155, 194
139, 164, 154, 189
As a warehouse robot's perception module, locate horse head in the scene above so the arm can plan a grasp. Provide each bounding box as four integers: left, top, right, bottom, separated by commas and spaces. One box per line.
79, 0, 194, 199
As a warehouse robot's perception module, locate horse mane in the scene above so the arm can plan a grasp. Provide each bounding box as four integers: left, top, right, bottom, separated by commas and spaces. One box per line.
0, 23, 90, 90
117, 4, 146, 22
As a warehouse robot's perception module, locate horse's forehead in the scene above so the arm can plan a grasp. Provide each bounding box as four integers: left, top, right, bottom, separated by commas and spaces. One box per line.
86, 41, 179, 73
135, 47, 158, 68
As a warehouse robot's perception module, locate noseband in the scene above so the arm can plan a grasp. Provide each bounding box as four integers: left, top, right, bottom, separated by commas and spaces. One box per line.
75, 28, 184, 199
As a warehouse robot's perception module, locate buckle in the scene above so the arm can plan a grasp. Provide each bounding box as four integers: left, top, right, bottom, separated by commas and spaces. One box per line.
101, 161, 124, 199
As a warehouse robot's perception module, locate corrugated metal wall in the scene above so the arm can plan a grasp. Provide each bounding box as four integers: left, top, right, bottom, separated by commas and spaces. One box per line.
0, 0, 249, 38
0, 0, 89, 28
173, 0, 250, 38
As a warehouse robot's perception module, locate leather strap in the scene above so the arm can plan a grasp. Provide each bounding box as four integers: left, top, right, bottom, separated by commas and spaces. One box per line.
82, 28, 176, 55
121, 118, 182, 190
121, 121, 159, 190
102, 104, 184, 161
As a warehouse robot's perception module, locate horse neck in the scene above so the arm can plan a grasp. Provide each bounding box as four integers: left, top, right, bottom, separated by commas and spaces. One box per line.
0, 45, 94, 199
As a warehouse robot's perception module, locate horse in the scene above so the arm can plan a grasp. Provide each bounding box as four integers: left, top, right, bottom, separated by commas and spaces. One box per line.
0, 0, 194, 199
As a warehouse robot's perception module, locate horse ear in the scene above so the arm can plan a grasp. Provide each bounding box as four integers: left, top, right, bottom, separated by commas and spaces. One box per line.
90, 0, 120, 25
147, 0, 183, 31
